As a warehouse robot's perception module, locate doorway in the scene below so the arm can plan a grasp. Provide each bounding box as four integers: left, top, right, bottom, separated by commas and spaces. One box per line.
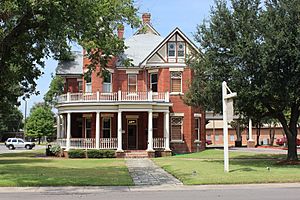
127, 119, 138, 149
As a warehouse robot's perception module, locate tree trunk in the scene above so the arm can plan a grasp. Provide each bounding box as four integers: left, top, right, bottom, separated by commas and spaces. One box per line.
269, 126, 275, 146
38, 137, 41, 145
286, 128, 298, 161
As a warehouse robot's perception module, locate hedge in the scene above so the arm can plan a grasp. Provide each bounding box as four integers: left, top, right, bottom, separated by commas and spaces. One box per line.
68, 149, 116, 159
68, 149, 86, 158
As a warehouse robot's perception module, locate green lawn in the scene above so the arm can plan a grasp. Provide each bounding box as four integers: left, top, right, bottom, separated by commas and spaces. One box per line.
0, 150, 133, 186
153, 149, 299, 185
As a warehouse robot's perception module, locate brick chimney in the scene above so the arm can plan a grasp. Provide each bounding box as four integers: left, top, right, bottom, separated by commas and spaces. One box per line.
117, 24, 124, 39
142, 13, 151, 24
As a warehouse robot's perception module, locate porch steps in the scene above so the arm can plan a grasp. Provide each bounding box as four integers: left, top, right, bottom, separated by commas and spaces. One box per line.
124, 150, 149, 158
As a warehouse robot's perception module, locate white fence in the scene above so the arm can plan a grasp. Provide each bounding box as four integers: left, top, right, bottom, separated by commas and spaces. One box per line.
57, 91, 169, 103
153, 138, 165, 149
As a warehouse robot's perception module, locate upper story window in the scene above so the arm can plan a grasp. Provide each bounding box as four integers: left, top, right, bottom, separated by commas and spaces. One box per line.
85, 74, 92, 93
78, 81, 83, 93
170, 71, 182, 93
177, 42, 185, 57
150, 73, 158, 92
103, 73, 112, 93
128, 74, 137, 93
168, 42, 176, 57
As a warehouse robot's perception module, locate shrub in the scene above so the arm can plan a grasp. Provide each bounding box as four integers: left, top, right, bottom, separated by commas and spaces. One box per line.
86, 149, 104, 158
104, 150, 116, 158
49, 144, 61, 156
68, 149, 86, 158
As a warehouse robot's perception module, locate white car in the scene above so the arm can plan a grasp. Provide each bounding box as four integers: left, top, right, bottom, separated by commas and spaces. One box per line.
4, 138, 35, 150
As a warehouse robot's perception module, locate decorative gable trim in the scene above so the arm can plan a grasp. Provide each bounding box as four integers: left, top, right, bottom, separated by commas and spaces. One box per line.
140, 27, 200, 66
134, 23, 160, 36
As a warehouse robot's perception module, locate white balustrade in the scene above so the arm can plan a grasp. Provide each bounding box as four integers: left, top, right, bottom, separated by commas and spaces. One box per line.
56, 138, 117, 150
58, 91, 169, 103
100, 138, 118, 149
153, 138, 165, 149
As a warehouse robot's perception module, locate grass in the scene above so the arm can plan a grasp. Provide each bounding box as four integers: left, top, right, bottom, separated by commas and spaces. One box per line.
0, 150, 133, 186
153, 149, 300, 185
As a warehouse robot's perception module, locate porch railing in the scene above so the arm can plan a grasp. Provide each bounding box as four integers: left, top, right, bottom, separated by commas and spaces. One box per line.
153, 138, 165, 149
57, 91, 169, 103
56, 138, 117, 149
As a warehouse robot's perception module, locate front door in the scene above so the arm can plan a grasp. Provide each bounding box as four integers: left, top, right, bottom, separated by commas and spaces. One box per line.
127, 119, 137, 149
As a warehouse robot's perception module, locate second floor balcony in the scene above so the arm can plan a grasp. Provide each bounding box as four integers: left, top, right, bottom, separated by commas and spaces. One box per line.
57, 91, 170, 104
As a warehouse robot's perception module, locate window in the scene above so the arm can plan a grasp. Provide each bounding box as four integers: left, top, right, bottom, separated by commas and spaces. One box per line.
128, 74, 137, 93
177, 42, 185, 57
215, 135, 219, 141
150, 73, 158, 92
12, 139, 17, 143
153, 117, 158, 137
85, 118, 92, 138
78, 81, 83, 93
171, 117, 183, 141
103, 73, 112, 93
85, 74, 92, 93
17, 139, 24, 143
207, 135, 211, 140
194, 118, 200, 141
168, 42, 176, 57
102, 118, 111, 138
230, 135, 235, 141
171, 71, 182, 93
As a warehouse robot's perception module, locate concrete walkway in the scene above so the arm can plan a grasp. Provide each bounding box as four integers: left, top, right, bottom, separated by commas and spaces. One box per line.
125, 158, 182, 186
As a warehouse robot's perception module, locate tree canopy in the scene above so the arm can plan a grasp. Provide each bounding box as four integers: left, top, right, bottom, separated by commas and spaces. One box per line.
0, 0, 139, 118
0, 106, 23, 133
186, 0, 300, 160
44, 75, 64, 106
25, 104, 55, 144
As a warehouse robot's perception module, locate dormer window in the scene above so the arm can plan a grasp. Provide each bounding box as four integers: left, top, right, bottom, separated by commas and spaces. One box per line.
177, 42, 185, 57
168, 42, 176, 57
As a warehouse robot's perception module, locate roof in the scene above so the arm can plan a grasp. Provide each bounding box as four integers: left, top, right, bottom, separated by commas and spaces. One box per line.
117, 33, 164, 67
56, 51, 83, 76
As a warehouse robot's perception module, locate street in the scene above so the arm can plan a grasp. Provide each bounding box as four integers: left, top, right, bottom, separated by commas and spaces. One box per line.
0, 143, 45, 154
0, 184, 299, 200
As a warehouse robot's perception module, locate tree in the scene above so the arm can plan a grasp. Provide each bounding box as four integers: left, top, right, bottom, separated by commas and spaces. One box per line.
25, 104, 55, 144
0, 0, 139, 118
0, 106, 23, 133
187, 0, 300, 160
44, 75, 64, 107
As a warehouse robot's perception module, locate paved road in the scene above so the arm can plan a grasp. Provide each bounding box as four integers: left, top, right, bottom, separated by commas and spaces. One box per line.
0, 143, 45, 154
0, 184, 299, 200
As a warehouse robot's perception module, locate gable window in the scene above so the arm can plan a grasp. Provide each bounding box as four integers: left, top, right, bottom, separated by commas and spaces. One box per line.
194, 118, 200, 141
171, 117, 183, 141
128, 74, 137, 93
85, 118, 92, 138
177, 42, 185, 57
168, 42, 176, 57
150, 73, 158, 92
102, 118, 111, 138
85, 74, 92, 93
103, 73, 112, 93
171, 71, 182, 93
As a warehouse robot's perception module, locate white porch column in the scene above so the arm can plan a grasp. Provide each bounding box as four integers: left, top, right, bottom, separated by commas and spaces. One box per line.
66, 112, 71, 151
61, 115, 65, 138
164, 111, 171, 151
96, 112, 100, 149
117, 110, 123, 152
248, 118, 253, 141
56, 115, 61, 139
147, 110, 154, 151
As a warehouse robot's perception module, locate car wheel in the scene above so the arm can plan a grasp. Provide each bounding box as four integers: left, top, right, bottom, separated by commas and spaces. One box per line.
8, 145, 15, 150
25, 145, 32, 150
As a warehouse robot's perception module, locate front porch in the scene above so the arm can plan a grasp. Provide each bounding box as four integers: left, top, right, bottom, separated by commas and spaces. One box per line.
56, 111, 171, 157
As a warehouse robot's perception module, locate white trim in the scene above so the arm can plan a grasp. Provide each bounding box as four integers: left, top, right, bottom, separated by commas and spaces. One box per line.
169, 68, 184, 72
170, 113, 184, 117
127, 118, 138, 150
106, 68, 115, 73
170, 92, 184, 95
126, 69, 139, 74
150, 73, 158, 92
125, 115, 139, 119
194, 117, 200, 141
134, 23, 161, 36
170, 116, 184, 142
128, 74, 137, 93
148, 69, 159, 73
194, 113, 202, 117
153, 113, 159, 118
145, 63, 187, 67
77, 78, 82, 81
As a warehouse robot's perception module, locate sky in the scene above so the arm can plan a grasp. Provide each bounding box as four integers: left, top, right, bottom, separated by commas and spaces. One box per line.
19, 0, 216, 116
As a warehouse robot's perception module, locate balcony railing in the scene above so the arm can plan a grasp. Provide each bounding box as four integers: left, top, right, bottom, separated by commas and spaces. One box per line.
153, 137, 165, 149
56, 138, 118, 149
57, 91, 169, 103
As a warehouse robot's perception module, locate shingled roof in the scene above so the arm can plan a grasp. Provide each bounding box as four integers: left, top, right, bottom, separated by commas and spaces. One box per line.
56, 51, 83, 76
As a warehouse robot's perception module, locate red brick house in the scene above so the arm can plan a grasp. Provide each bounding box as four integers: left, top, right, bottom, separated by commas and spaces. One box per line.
55, 13, 205, 157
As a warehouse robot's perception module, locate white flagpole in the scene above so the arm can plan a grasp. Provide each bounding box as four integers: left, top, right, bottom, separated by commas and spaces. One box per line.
222, 81, 229, 172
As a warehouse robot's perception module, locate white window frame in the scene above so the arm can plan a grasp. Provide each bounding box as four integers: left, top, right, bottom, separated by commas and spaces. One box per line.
168, 42, 176, 58
85, 74, 92, 93
170, 117, 183, 142
102, 117, 111, 138
150, 73, 158, 92
85, 118, 92, 138
128, 74, 137, 93
194, 117, 200, 142
78, 81, 83, 93
177, 42, 185, 58
103, 73, 112, 93
170, 71, 182, 94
